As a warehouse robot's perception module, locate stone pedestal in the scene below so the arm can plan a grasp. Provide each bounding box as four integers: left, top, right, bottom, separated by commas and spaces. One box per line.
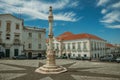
35, 65, 67, 74
35, 49, 67, 74
35, 50, 67, 74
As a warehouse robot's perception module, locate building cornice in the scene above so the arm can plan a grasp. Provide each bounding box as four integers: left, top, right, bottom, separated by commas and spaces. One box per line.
0, 14, 24, 21
23, 26, 46, 32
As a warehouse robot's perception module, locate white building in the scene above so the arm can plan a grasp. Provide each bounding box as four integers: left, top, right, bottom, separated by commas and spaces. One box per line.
0, 14, 46, 58
23, 27, 46, 59
0, 14, 24, 58
52, 32, 106, 59
106, 43, 120, 57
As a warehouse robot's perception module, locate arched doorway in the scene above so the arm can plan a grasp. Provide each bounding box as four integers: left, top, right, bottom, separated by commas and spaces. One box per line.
68, 53, 71, 58
28, 52, 32, 59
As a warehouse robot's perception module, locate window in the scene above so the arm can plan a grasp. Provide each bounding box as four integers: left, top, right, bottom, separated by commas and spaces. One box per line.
94, 42, 96, 50
83, 42, 87, 50
98, 53, 99, 58
14, 34, 20, 40
6, 34, 10, 40
99, 43, 102, 50
14, 39, 20, 43
6, 21, 11, 32
38, 44, 41, 49
0, 33, 1, 38
78, 54, 81, 57
68, 43, 70, 49
91, 42, 93, 50
72, 43, 75, 49
56, 43, 59, 49
6, 34, 10, 36
53, 44, 54, 49
73, 54, 75, 57
96, 42, 99, 50
5, 49, 10, 57
0, 33, 2, 43
0, 33, 1, 42
38, 33, 41, 38
62, 43, 65, 50
94, 54, 96, 58
14, 34, 20, 43
28, 33, 32, 37
78, 42, 81, 49
15, 34, 20, 38
0, 20, 1, 27
16, 24, 19, 30
28, 43, 32, 49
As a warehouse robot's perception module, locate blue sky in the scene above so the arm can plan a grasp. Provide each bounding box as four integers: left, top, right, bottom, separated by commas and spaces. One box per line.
0, 0, 120, 44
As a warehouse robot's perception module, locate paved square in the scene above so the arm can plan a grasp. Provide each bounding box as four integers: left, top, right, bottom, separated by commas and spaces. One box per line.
0, 60, 120, 80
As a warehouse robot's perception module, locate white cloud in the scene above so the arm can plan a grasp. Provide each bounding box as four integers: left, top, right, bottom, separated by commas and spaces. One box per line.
97, 0, 109, 6
0, 0, 80, 22
112, 1, 120, 8
100, 11, 120, 23
106, 25, 120, 29
97, 0, 120, 29
101, 9, 107, 14
70, 1, 79, 7
54, 12, 80, 22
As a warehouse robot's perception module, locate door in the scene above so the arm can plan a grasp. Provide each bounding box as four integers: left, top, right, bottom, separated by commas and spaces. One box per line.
14, 49, 19, 56
5, 49, 10, 57
38, 53, 42, 58
28, 52, 32, 59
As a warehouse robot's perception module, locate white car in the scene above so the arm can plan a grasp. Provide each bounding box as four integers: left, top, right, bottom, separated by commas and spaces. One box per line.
116, 57, 120, 63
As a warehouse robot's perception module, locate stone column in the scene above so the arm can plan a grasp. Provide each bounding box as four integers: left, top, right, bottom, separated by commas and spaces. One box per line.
35, 6, 67, 74
46, 6, 55, 66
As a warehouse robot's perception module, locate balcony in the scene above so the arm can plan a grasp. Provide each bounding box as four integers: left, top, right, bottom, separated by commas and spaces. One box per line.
0, 38, 2, 43
72, 49, 76, 52
83, 49, 88, 52
14, 36, 20, 40
13, 39, 21, 45
13, 42, 21, 45
77, 49, 82, 52
2, 44, 12, 47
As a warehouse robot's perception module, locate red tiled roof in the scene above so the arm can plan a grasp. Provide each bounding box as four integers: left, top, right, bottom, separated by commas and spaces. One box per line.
56, 32, 104, 41
59, 32, 73, 36
56, 32, 74, 40
106, 43, 115, 47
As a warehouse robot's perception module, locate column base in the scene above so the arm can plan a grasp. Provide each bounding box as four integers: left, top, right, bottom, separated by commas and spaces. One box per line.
35, 64, 67, 74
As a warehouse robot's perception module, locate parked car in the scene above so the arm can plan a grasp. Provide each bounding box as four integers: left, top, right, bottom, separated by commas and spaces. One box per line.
76, 57, 82, 60
81, 57, 91, 60
32, 56, 39, 59
12, 55, 27, 60
32, 55, 46, 59
100, 55, 116, 62
116, 57, 120, 63
61, 56, 67, 59
41, 55, 46, 59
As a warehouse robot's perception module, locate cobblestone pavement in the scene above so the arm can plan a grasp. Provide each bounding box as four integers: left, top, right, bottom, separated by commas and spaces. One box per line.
0, 59, 120, 80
